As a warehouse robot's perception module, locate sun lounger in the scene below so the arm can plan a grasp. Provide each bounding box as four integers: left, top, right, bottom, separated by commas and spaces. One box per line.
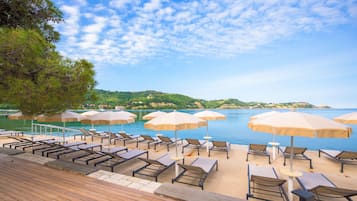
38, 141, 87, 156
246, 144, 271, 164
94, 149, 149, 172
48, 143, 102, 159
4, 138, 56, 150
319, 149, 357, 173
138, 135, 161, 149
78, 128, 109, 143
172, 157, 218, 190
296, 171, 357, 201
0, 130, 23, 136
72, 146, 128, 165
157, 136, 182, 152
246, 164, 288, 201
208, 140, 231, 159
114, 133, 141, 147
133, 153, 175, 182
279, 146, 313, 169
182, 138, 207, 156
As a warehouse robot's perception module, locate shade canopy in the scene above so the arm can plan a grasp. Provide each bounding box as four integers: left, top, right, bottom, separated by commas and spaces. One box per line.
249, 111, 281, 120
248, 111, 352, 138
193, 110, 226, 120
81, 111, 135, 125
334, 112, 357, 124
8, 112, 36, 120
37, 111, 82, 123
142, 111, 167, 120
116, 111, 137, 119
80, 110, 99, 117
144, 111, 207, 131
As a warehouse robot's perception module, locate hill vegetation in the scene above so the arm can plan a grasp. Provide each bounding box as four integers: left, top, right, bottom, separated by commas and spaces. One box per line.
81, 89, 321, 110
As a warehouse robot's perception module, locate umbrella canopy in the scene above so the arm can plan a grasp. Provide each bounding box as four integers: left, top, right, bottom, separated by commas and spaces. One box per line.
249, 111, 280, 120
248, 111, 352, 200
144, 111, 207, 131
81, 111, 135, 125
142, 111, 167, 120
193, 110, 226, 120
116, 111, 137, 119
248, 111, 352, 138
144, 111, 207, 176
37, 111, 82, 123
8, 112, 36, 120
334, 112, 357, 124
80, 110, 100, 117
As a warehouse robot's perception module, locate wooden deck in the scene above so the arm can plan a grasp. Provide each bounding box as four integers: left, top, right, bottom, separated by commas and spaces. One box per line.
0, 154, 175, 201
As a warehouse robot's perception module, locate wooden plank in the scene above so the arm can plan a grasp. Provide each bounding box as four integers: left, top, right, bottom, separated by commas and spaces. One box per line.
0, 155, 176, 201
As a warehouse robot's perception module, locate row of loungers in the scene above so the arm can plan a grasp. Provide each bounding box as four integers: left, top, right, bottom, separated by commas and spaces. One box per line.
3, 136, 218, 190
247, 164, 357, 201
78, 129, 232, 159
3, 137, 148, 172
246, 144, 357, 172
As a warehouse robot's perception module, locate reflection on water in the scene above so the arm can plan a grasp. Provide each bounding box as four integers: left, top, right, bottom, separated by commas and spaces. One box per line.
1, 108, 356, 151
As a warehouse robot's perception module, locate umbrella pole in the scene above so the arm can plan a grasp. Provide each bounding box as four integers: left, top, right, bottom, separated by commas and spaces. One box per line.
175, 130, 179, 177
288, 136, 294, 201
290, 136, 294, 172
62, 122, 66, 144
108, 125, 111, 149
206, 122, 209, 152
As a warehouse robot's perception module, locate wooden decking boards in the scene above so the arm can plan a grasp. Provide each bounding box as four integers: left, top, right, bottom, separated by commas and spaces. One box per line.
0, 155, 175, 201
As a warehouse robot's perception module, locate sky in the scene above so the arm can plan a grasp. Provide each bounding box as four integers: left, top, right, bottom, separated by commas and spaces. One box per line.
54, 0, 357, 108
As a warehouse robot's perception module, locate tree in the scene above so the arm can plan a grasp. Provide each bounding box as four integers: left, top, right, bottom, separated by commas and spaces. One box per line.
0, 28, 96, 115
0, 0, 62, 42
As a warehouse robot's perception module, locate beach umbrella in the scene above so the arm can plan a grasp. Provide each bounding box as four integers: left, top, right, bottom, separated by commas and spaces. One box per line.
334, 112, 357, 124
249, 111, 282, 159
116, 111, 137, 119
142, 111, 167, 120
194, 110, 226, 152
81, 111, 135, 147
249, 111, 280, 120
37, 111, 82, 143
248, 111, 352, 200
8, 112, 37, 134
80, 110, 100, 117
144, 111, 207, 176
80, 110, 100, 129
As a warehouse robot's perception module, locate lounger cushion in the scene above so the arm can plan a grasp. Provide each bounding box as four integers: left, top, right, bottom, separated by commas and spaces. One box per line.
298, 172, 335, 190
191, 158, 217, 173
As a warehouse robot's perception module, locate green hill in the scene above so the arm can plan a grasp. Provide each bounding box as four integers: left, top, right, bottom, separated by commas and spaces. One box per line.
81, 89, 320, 109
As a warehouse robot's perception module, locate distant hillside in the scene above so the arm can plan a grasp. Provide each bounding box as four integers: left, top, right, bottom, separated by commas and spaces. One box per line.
81, 89, 323, 110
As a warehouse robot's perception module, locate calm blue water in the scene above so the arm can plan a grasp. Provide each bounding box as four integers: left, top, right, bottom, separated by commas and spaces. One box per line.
1, 109, 357, 151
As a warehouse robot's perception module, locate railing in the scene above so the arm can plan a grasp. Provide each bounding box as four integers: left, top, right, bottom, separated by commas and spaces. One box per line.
32, 123, 80, 143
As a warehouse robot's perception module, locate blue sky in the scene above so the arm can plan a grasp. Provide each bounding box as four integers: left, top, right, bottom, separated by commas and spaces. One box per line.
54, 0, 357, 108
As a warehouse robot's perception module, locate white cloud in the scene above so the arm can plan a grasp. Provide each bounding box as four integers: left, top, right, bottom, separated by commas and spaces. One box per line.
56, 0, 357, 65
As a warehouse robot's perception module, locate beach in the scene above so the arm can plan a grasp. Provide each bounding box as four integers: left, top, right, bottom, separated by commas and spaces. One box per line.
0, 134, 356, 201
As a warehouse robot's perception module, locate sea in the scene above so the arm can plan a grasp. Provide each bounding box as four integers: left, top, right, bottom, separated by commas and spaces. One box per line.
1, 108, 356, 151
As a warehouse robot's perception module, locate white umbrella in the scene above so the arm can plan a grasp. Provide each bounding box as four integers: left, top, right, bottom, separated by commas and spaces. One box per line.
144, 111, 207, 176
80, 110, 100, 129
249, 111, 280, 120
8, 112, 37, 134
142, 111, 167, 120
194, 110, 226, 152
81, 111, 135, 147
37, 111, 82, 143
249, 111, 281, 159
80, 110, 99, 117
334, 112, 357, 124
248, 111, 352, 200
